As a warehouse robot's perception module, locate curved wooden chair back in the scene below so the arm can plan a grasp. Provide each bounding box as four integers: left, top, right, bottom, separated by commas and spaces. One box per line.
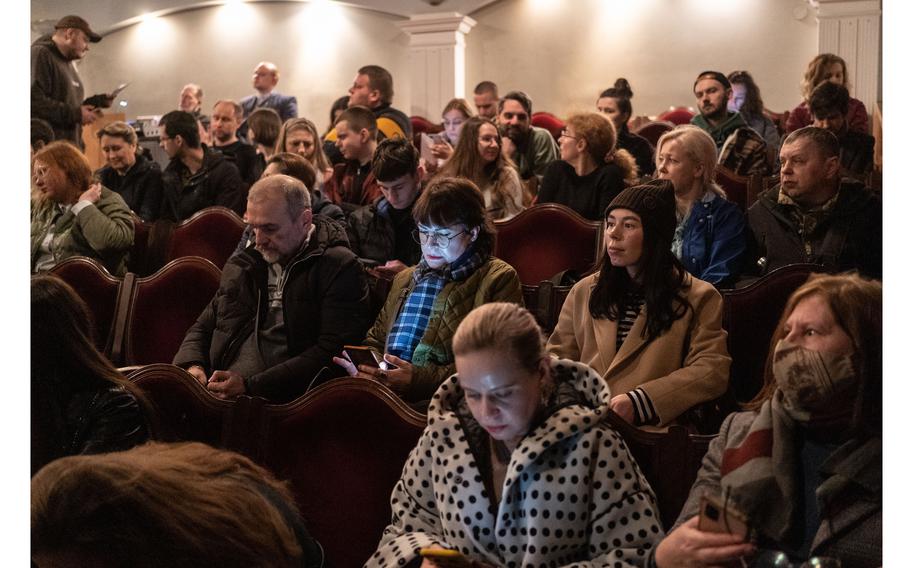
123, 257, 221, 365
494, 203, 602, 284
166, 206, 245, 269
127, 213, 153, 276
251, 377, 426, 568
49, 257, 123, 354
530, 111, 565, 141
634, 120, 676, 147
657, 107, 695, 125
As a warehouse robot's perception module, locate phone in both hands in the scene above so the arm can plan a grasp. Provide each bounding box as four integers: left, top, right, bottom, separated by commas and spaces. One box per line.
342, 345, 398, 372
418, 548, 473, 568
697, 494, 752, 540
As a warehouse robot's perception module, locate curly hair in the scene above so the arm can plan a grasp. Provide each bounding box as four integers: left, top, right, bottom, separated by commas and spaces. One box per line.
800, 53, 850, 100
565, 112, 638, 185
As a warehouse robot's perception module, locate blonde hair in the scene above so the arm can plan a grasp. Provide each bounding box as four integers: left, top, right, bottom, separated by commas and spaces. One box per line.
566, 112, 638, 185
655, 125, 725, 198
96, 121, 138, 146
800, 53, 850, 100
453, 302, 544, 373
32, 442, 303, 568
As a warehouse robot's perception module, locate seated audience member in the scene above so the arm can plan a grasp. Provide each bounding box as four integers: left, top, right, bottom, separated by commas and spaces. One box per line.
31, 118, 55, 155
94, 121, 164, 221
246, 107, 282, 163
787, 53, 868, 134
323, 65, 412, 164
497, 90, 560, 184
323, 95, 349, 137
158, 110, 248, 220
334, 177, 522, 405
32, 441, 325, 568
472, 80, 499, 120
433, 97, 474, 165
365, 302, 662, 567
747, 127, 881, 279
727, 70, 782, 168
31, 141, 134, 276
232, 152, 345, 256
211, 99, 263, 185
538, 111, 637, 221
597, 78, 655, 176
652, 273, 881, 568
436, 116, 524, 221
178, 82, 208, 130
174, 174, 371, 403
808, 81, 874, 180
547, 180, 729, 427
31, 275, 150, 475
346, 138, 424, 276
276, 117, 335, 195
656, 125, 747, 287
323, 106, 382, 209
691, 71, 769, 176
240, 61, 298, 123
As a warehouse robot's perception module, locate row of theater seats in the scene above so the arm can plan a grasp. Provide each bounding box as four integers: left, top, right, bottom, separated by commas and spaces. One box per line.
124, 365, 714, 566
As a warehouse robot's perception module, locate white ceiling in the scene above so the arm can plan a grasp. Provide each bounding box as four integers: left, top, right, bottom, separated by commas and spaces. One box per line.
31, 0, 502, 36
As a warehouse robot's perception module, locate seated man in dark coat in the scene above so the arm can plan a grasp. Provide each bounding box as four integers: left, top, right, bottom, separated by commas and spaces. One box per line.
210, 99, 263, 186
746, 126, 881, 279
809, 80, 875, 182
173, 174, 372, 403
157, 110, 248, 220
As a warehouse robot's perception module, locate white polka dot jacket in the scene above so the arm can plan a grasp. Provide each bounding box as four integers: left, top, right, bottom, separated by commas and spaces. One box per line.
365, 358, 664, 568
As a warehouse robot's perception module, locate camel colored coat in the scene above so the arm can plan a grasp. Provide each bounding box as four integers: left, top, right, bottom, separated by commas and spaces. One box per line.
546, 272, 730, 426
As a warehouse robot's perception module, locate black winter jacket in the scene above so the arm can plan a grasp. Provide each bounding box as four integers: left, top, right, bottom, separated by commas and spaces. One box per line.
95, 154, 165, 221
173, 216, 372, 402
30, 35, 84, 145
345, 197, 422, 266
746, 179, 881, 279
160, 145, 248, 220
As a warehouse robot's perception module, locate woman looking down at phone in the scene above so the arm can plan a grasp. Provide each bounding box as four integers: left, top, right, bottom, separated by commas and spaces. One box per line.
436, 117, 525, 221
333, 177, 521, 406
652, 273, 881, 568
366, 302, 662, 568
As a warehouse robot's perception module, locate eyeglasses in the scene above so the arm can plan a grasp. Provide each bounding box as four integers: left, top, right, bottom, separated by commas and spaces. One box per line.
412, 228, 468, 247
559, 129, 577, 140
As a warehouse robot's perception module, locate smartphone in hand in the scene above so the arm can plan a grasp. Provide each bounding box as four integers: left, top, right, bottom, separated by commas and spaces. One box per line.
419, 548, 472, 568
697, 494, 751, 539
342, 346, 399, 371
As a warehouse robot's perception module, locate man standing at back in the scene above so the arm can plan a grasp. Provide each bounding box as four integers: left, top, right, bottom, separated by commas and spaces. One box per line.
473, 81, 500, 120
211, 99, 263, 185
31, 15, 109, 146
158, 110, 248, 220
323, 65, 412, 164
746, 126, 880, 279
690, 70, 769, 176
240, 62, 298, 123
174, 174, 371, 402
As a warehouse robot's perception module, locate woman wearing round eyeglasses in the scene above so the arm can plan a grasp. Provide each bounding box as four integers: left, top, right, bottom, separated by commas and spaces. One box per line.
334, 176, 522, 406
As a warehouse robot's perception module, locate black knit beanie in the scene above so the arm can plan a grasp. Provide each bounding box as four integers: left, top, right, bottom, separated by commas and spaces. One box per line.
605, 179, 677, 244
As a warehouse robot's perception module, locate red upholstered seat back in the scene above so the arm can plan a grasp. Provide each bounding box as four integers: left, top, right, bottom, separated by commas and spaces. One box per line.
493, 203, 602, 284
410, 115, 443, 136
127, 363, 232, 446
166, 206, 245, 270
634, 120, 675, 147
721, 264, 820, 402
714, 165, 749, 211
657, 107, 696, 125
253, 378, 425, 568
124, 257, 221, 365
49, 257, 122, 354
530, 111, 565, 140
128, 214, 153, 276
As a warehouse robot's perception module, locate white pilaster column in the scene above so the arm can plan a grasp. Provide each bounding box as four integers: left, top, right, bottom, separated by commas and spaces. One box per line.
809, 0, 881, 118
397, 12, 476, 119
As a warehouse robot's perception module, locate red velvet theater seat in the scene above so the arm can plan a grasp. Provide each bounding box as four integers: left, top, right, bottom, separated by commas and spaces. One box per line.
166, 206, 245, 270
634, 120, 675, 147
49, 257, 123, 355
530, 111, 566, 141
657, 107, 696, 125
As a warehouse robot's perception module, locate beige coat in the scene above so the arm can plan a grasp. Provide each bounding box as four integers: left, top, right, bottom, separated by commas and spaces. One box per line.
546, 272, 729, 426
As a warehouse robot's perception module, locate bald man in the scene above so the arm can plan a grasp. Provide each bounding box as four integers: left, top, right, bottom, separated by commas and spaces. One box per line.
240, 61, 298, 123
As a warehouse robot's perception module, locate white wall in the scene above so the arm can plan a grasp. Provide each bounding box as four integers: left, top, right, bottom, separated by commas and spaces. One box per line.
464, 0, 819, 119
75, 2, 411, 134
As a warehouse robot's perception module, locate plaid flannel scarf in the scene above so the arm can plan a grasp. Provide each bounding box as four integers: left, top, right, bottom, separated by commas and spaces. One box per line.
386, 247, 487, 361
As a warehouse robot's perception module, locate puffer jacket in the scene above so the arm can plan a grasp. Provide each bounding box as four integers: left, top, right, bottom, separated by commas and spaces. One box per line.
173, 216, 372, 402
367, 358, 663, 568
30, 187, 134, 276
345, 197, 422, 266
160, 145, 248, 220
95, 153, 164, 222
677, 193, 747, 287
364, 257, 522, 401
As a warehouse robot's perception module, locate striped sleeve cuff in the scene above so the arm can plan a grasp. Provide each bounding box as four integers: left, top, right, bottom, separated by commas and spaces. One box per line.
627, 387, 657, 426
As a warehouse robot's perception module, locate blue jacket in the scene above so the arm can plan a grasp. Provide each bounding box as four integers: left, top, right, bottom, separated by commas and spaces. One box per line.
678, 195, 746, 287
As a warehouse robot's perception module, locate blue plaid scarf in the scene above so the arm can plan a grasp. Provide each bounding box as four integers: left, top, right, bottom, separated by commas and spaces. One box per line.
386, 246, 488, 361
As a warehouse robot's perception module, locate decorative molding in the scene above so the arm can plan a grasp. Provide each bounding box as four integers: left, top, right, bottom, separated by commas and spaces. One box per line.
808, 0, 880, 18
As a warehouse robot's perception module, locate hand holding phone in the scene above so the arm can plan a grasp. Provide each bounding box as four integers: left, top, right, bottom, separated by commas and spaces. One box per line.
342, 346, 399, 371
419, 548, 473, 568
697, 494, 751, 539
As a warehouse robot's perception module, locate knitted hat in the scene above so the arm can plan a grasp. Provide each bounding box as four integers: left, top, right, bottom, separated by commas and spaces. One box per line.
605, 179, 677, 244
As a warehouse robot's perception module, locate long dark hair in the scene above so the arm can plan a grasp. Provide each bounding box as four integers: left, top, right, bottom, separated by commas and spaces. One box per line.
588, 207, 690, 341
31, 275, 151, 470
727, 70, 766, 119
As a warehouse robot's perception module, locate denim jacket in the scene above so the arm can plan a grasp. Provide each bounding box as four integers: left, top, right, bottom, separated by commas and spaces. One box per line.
677, 193, 747, 287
